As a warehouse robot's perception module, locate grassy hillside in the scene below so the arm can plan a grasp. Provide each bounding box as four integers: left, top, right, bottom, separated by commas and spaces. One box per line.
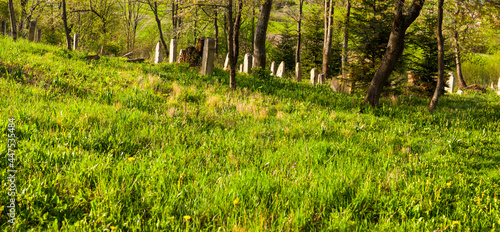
1, 37, 500, 231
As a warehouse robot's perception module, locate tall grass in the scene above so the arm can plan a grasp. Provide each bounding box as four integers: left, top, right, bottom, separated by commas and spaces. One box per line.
461, 52, 500, 87
1, 36, 500, 231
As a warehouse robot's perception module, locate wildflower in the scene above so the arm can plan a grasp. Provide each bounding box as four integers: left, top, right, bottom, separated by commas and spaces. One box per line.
233, 198, 240, 205
292, 163, 297, 169
128, 157, 135, 161
453, 221, 459, 225
446, 182, 452, 187
183, 215, 191, 220
110, 226, 116, 230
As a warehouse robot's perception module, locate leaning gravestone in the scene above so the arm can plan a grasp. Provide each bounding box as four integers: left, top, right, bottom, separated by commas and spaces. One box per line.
310, 68, 318, 86
169, 39, 177, 63
1, 21, 6, 36
318, 73, 325, 84
223, 53, 229, 70
445, 72, 455, 93
73, 33, 79, 50
276, 61, 285, 78
295, 63, 302, 82
178, 49, 184, 62
201, 37, 216, 75
270, 61, 276, 76
243, 53, 252, 74
239, 64, 243, 73
28, 20, 37, 42
154, 41, 163, 64
35, 29, 41, 42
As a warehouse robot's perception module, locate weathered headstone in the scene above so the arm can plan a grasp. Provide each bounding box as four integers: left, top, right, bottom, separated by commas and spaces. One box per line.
73, 33, 79, 50
201, 37, 216, 75
456, 89, 464, 95
154, 41, 163, 64
331, 76, 342, 92
276, 61, 285, 78
310, 68, 318, 85
178, 49, 184, 62
169, 39, 177, 63
35, 29, 41, 42
28, 20, 37, 42
243, 53, 252, 74
497, 77, 500, 91
270, 61, 276, 76
445, 72, 455, 93
407, 70, 416, 86
1, 21, 6, 36
239, 64, 243, 73
318, 73, 325, 84
295, 63, 302, 82
223, 53, 229, 70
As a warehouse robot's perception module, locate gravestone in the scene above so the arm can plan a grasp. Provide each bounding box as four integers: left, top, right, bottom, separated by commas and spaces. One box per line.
445, 72, 455, 93
154, 41, 163, 64
35, 29, 41, 42
178, 49, 184, 62
223, 53, 229, 70
270, 61, 276, 76
498, 77, 500, 91
169, 39, 177, 63
1, 21, 6, 36
239, 64, 243, 73
28, 20, 37, 42
318, 73, 325, 84
276, 61, 285, 78
331, 76, 341, 92
310, 68, 318, 86
407, 70, 416, 86
295, 63, 302, 82
201, 37, 216, 75
73, 33, 79, 50
243, 53, 252, 74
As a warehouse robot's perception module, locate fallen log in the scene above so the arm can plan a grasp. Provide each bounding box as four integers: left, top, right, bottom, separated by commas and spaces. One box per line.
125, 58, 145, 63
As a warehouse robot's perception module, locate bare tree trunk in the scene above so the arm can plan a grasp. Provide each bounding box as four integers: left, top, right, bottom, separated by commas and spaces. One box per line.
453, 0, 467, 89
227, 0, 243, 89
214, 7, 219, 54
342, 0, 351, 80
322, 0, 334, 80
429, 0, 444, 111
18, 0, 27, 37
172, 0, 178, 39
363, 0, 425, 107
150, 1, 168, 56
253, 0, 272, 69
295, 0, 304, 64
8, 0, 17, 40
62, 0, 72, 50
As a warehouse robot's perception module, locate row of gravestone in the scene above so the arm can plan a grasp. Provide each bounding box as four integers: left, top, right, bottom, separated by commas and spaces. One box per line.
411, 71, 500, 95
222, 53, 327, 86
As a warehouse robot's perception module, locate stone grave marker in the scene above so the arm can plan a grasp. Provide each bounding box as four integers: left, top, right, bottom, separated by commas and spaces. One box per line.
243, 53, 252, 74
295, 63, 302, 82
35, 29, 41, 42
178, 49, 184, 62
276, 61, 285, 78
201, 37, 216, 75
154, 41, 163, 64
28, 20, 37, 42
239, 64, 243, 72
407, 70, 416, 86
310, 68, 318, 85
445, 72, 455, 93
270, 61, 276, 76
169, 39, 177, 63
223, 53, 229, 70
73, 33, 79, 50
318, 73, 325, 84
497, 77, 500, 91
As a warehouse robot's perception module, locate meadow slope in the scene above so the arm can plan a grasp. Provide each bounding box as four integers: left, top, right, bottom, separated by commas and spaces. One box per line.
1, 37, 500, 231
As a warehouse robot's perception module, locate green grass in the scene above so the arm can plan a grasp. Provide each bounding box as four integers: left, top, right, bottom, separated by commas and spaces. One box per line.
462, 52, 500, 87
1, 36, 500, 231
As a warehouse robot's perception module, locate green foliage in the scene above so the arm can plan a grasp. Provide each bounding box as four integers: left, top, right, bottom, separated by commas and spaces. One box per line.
251, 66, 272, 80
2, 29, 500, 232
301, 6, 324, 74
462, 52, 500, 86
268, 24, 296, 74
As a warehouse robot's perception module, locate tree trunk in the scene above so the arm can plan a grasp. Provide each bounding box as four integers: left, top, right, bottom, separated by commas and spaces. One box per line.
227, 0, 243, 89
363, 0, 425, 107
429, 0, 444, 111
342, 0, 351, 80
253, 0, 272, 69
214, 8, 219, 54
62, 0, 72, 50
172, 0, 178, 39
453, 0, 467, 89
295, 0, 304, 64
151, 2, 168, 56
8, 0, 17, 40
322, 0, 334, 80
18, 0, 27, 37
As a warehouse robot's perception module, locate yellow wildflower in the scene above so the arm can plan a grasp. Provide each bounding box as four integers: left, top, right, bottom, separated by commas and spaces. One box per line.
233, 198, 240, 205
128, 157, 135, 161
110, 226, 116, 230
183, 215, 191, 220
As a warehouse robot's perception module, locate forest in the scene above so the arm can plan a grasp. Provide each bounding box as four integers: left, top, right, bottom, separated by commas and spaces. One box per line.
1, 0, 500, 231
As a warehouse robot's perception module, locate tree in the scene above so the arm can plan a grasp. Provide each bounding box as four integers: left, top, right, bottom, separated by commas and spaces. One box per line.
227, 0, 243, 89
142, 0, 168, 58
253, 0, 272, 69
323, 0, 334, 80
119, 0, 144, 51
296, 0, 304, 64
363, 0, 425, 107
341, 0, 351, 81
62, 0, 72, 50
17, 0, 43, 37
428, 0, 444, 111
8, 0, 17, 40
452, 0, 467, 89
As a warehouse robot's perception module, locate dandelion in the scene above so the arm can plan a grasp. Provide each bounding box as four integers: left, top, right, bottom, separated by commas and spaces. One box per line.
233, 198, 240, 205
453, 221, 459, 225
446, 182, 452, 187
183, 215, 191, 220
110, 226, 116, 230
128, 157, 135, 161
